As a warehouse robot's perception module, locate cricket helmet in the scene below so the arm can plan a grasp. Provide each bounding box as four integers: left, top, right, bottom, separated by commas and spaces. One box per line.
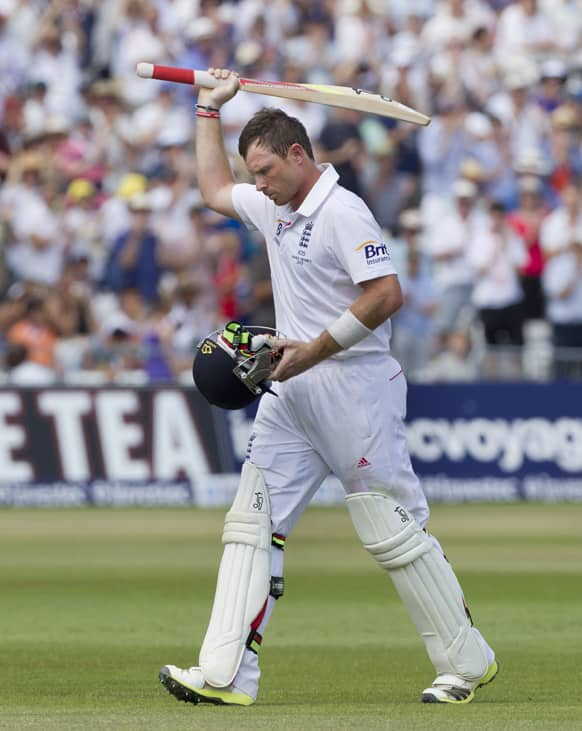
192, 321, 281, 410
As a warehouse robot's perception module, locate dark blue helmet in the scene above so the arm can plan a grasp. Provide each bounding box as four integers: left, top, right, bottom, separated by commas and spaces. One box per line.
192, 322, 281, 410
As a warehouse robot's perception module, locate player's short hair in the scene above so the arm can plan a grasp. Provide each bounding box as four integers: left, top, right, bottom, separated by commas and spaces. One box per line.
238, 108, 314, 161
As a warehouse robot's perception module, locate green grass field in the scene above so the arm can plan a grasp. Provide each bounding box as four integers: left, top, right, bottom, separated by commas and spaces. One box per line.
1, 504, 581, 731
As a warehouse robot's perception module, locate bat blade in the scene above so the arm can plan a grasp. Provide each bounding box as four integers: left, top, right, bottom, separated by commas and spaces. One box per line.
136, 63, 431, 126
238, 79, 431, 126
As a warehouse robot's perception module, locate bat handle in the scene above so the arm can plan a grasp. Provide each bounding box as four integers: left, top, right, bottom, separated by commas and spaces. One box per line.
136, 63, 220, 88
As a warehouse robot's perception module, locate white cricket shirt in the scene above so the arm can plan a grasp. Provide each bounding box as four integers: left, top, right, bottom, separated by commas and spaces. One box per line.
232, 164, 397, 358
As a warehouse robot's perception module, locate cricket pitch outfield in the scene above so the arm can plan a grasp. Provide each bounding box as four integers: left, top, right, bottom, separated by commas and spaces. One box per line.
1, 503, 581, 731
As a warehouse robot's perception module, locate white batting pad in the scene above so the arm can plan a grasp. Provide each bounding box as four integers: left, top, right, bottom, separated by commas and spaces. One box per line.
346, 492, 489, 680
200, 462, 272, 687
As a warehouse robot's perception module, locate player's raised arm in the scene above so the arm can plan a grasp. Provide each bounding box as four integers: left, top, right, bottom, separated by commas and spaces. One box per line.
194, 69, 240, 219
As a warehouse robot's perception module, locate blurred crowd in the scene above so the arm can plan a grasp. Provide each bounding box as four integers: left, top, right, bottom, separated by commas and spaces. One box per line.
0, 0, 581, 385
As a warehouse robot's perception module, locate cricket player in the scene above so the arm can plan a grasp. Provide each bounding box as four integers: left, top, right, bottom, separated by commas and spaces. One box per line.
160, 68, 498, 706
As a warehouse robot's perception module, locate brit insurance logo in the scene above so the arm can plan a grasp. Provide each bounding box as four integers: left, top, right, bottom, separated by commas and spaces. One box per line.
355, 239, 391, 265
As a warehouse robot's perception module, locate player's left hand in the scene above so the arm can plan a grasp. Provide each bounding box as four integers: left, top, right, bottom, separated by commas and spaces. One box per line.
269, 339, 319, 382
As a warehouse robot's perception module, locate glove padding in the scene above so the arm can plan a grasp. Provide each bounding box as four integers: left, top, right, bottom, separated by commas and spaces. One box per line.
218, 322, 281, 396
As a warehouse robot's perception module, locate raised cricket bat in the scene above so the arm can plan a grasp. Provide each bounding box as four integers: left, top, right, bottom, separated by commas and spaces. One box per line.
136, 63, 431, 126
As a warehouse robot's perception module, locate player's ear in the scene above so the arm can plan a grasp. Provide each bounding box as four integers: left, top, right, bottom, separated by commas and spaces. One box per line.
287, 143, 305, 164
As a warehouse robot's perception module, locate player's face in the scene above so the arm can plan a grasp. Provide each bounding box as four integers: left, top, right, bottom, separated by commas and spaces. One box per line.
245, 142, 303, 207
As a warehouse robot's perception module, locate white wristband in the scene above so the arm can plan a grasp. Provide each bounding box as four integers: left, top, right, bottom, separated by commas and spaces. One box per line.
327, 309, 372, 350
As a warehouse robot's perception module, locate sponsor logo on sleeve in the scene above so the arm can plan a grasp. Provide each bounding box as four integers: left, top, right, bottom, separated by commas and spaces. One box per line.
355, 239, 391, 265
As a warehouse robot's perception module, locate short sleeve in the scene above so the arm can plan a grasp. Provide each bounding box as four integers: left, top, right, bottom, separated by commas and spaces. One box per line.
331, 199, 397, 284
232, 183, 272, 235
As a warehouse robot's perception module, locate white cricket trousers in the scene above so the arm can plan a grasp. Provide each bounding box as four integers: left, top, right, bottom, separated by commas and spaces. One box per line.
232, 354, 487, 698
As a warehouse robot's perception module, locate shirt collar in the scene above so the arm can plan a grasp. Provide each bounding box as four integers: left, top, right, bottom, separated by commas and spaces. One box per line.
294, 163, 339, 218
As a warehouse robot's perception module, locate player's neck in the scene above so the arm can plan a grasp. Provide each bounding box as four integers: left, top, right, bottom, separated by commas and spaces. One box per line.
289, 164, 322, 211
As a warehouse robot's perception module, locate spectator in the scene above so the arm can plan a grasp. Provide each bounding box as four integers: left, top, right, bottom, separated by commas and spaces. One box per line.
213, 229, 251, 323
363, 135, 412, 233
535, 59, 568, 114
29, 26, 82, 122
167, 272, 218, 369
140, 296, 176, 382
61, 178, 103, 271
418, 98, 470, 198
103, 192, 163, 303
132, 83, 191, 149
317, 105, 366, 199
100, 172, 147, 248
486, 65, 549, 165
540, 179, 582, 261
5, 342, 56, 385
111, 0, 166, 108
82, 311, 143, 382
494, 0, 558, 58
545, 106, 582, 195
6, 296, 58, 371
469, 201, 528, 376
460, 26, 499, 110
542, 241, 582, 379
1, 152, 63, 287
423, 179, 486, 351
284, 6, 337, 84
507, 175, 548, 320
417, 328, 480, 382
0, 5, 28, 102
46, 257, 97, 340
421, 0, 494, 53
392, 246, 439, 380
22, 81, 50, 137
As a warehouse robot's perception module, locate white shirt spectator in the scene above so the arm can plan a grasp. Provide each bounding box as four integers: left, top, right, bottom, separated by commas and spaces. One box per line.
8, 361, 56, 385
545, 0, 582, 52
421, 0, 494, 51
459, 32, 500, 107
29, 44, 82, 122
22, 93, 49, 136
112, 20, 166, 107
2, 183, 63, 286
0, 18, 28, 100
540, 206, 582, 255
423, 204, 487, 290
543, 251, 582, 323
494, 1, 556, 57
132, 92, 192, 147
334, 7, 382, 64
469, 222, 527, 308
485, 89, 549, 164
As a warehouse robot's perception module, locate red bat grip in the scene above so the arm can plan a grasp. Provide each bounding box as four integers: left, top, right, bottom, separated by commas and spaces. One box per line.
151, 65, 194, 85
143, 64, 219, 88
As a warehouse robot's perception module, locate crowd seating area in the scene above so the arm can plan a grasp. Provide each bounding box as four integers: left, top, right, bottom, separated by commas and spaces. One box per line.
0, 0, 581, 384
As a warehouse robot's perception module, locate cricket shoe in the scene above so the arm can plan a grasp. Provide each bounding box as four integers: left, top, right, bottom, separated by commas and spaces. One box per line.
421, 659, 499, 704
159, 665, 255, 706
